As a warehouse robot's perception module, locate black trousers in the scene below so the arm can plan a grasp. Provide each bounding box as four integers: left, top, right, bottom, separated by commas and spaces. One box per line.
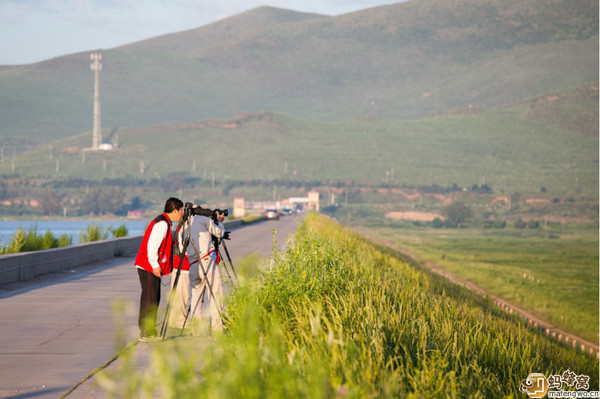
137, 268, 161, 337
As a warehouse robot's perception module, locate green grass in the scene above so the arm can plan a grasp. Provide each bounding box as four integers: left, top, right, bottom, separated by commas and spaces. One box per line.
360, 224, 599, 343
99, 213, 598, 398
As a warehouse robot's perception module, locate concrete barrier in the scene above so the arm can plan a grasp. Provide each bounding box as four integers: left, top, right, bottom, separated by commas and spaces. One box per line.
0, 219, 243, 286
0, 235, 143, 286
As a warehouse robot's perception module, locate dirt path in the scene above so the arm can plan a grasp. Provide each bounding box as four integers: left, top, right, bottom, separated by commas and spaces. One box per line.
353, 227, 599, 358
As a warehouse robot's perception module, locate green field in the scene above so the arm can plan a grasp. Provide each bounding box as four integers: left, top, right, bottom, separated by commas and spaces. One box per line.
354, 223, 599, 344
99, 213, 598, 398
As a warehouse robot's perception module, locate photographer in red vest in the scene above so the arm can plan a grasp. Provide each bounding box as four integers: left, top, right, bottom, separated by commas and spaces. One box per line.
135, 197, 183, 341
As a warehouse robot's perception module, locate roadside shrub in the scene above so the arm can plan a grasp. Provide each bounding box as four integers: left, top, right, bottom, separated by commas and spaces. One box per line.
58, 234, 73, 247
79, 223, 109, 243
0, 225, 72, 254
241, 214, 263, 224
110, 223, 129, 238
42, 231, 58, 249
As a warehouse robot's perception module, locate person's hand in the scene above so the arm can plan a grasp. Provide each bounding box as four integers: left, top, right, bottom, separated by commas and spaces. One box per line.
152, 267, 161, 278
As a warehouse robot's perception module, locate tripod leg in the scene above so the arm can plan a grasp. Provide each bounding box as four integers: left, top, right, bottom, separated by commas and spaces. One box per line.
180, 284, 206, 335
180, 306, 191, 336
160, 252, 187, 339
187, 224, 225, 326
222, 240, 238, 281
190, 253, 224, 324
217, 248, 235, 286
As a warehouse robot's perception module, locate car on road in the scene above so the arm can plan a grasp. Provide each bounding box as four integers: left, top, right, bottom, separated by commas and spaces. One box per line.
265, 209, 280, 220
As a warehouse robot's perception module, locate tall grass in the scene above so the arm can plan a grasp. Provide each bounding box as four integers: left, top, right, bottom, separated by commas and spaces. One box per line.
99, 213, 598, 398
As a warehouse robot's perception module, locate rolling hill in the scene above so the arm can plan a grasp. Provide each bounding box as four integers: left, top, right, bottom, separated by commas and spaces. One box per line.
0, 0, 597, 148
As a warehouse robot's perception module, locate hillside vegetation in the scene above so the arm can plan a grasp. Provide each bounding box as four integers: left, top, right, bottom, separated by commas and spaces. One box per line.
99, 213, 599, 397
4, 84, 597, 200
0, 0, 596, 144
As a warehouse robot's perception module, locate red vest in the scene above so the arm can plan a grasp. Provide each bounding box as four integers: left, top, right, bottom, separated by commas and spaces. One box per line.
173, 223, 190, 272
173, 254, 190, 272
135, 213, 173, 276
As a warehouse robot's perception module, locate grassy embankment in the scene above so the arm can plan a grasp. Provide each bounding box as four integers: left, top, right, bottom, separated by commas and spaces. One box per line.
99, 213, 598, 398
359, 224, 599, 344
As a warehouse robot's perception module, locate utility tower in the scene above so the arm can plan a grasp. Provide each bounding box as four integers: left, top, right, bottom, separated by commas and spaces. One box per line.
90, 52, 102, 150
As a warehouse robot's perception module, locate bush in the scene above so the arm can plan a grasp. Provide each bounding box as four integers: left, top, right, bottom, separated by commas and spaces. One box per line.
0, 225, 72, 254
42, 231, 58, 249
58, 234, 73, 247
443, 218, 458, 228
110, 224, 129, 238
79, 224, 109, 243
493, 219, 506, 228
431, 217, 444, 228
442, 201, 473, 226
514, 217, 526, 229
527, 219, 540, 229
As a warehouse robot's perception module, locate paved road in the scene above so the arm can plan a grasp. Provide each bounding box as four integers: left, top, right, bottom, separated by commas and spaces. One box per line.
0, 214, 303, 399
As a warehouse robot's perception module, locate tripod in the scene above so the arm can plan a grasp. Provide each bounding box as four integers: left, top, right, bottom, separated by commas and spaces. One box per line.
214, 234, 238, 286
177, 219, 226, 335
160, 215, 224, 338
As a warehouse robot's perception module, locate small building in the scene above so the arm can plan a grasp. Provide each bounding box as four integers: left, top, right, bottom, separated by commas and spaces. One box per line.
127, 210, 143, 219
233, 197, 245, 218
307, 191, 320, 211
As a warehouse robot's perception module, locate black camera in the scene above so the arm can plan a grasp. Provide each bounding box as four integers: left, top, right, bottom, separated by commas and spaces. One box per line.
183, 202, 213, 220
212, 208, 229, 223
214, 208, 229, 217
183, 202, 228, 223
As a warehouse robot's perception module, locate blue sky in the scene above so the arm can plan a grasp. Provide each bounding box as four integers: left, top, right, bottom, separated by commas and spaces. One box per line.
0, 0, 402, 65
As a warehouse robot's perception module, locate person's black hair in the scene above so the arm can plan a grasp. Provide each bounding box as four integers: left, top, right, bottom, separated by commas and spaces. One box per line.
164, 197, 183, 213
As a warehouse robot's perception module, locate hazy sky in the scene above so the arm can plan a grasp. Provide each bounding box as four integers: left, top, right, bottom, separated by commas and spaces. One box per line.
0, 0, 403, 65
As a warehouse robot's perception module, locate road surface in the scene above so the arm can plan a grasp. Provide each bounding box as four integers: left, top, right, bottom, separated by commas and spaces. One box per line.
0, 214, 303, 399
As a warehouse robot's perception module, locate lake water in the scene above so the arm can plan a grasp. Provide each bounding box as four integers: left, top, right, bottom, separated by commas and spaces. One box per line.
0, 220, 148, 246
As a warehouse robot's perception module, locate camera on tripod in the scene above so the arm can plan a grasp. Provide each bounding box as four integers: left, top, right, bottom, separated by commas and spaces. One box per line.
183, 202, 229, 223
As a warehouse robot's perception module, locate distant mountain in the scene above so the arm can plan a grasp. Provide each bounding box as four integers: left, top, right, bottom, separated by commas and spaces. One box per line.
0, 0, 597, 147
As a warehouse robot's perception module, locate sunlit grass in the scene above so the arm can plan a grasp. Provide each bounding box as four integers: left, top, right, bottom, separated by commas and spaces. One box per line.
98, 213, 598, 398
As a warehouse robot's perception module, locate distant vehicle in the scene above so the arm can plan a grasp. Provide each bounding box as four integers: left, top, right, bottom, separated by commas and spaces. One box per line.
281, 207, 293, 216
265, 209, 280, 220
